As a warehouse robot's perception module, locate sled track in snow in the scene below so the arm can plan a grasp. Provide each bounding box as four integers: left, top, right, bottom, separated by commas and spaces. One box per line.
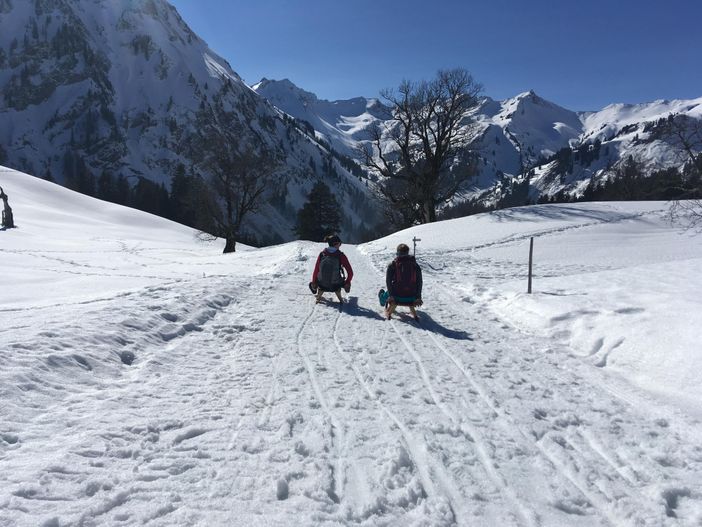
417, 323, 621, 525
391, 320, 540, 527
294, 301, 345, 504
358, 246, 539, 524
330, 313, 470, 525
361, 245, 662, 526
417, 289, 677, 526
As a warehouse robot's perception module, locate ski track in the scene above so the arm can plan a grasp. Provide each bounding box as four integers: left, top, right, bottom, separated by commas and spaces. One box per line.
360, 244, 701, 526
2, 241, 702, 526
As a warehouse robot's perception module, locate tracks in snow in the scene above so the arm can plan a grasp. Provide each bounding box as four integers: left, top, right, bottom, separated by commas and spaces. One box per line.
4, 241, 701, 526
335, 245, 697, 526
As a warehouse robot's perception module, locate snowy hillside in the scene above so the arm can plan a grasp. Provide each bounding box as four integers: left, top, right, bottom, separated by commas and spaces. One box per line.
0, 0, 378, 242
2, 166, 702, 526
253, 78, 390, 159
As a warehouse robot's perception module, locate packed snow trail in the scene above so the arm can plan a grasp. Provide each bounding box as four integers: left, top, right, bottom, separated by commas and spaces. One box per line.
2, 242, 702, 526
2, 173, 702, 525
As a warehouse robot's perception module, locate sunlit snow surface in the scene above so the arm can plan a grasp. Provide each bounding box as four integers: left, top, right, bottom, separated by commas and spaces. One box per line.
2, 167, 702, 526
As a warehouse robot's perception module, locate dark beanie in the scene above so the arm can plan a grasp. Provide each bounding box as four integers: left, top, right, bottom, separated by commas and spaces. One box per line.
326, 234, 341, 246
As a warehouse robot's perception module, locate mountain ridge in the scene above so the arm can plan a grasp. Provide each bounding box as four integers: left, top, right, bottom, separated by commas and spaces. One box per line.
1, 0, 700, 239
253, 78, 702, 205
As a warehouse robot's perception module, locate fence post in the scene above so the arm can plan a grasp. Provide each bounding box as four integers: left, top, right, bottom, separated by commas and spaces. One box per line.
528, 237, 534, 294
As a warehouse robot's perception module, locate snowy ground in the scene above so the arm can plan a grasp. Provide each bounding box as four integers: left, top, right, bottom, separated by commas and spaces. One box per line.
1, 167, 702, 526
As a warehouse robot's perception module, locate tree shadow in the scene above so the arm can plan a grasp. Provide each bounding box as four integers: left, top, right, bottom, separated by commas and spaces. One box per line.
345, 296, 386, 321
490, 204, 652, 224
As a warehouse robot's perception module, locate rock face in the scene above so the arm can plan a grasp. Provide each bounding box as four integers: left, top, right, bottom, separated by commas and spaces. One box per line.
0, 0, 379, 243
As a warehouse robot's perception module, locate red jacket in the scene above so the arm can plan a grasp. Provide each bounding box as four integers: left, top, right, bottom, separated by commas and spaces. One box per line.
312, 248, 353, 285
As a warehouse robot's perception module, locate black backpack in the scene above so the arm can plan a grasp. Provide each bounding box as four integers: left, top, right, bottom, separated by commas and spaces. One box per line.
317, 251, 345, 291
393, 256, 417, 297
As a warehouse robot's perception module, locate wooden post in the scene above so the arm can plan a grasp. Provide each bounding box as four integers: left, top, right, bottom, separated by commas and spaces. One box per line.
528, 237, 534, 294
0, 186, 14, 229
412, 236, 421, 256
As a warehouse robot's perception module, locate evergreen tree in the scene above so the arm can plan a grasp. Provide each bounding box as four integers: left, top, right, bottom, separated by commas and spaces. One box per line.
168, 163, 196, 226
131, 177, 169, 216
97, 170, 116, 202
114, 175, 131, 206
294, 181, 341, 241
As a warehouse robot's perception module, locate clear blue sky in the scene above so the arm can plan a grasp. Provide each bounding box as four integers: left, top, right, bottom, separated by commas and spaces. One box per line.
169, 0, 701, 111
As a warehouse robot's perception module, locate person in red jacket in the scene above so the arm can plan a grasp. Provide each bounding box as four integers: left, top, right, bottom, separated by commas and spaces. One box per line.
309, 234, 353, 303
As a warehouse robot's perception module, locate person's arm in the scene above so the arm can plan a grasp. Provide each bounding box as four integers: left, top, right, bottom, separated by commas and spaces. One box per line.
386, 262, 395, 296
311, 253, 322, 284
340, 253, 353, 284
415, 263, 423, 298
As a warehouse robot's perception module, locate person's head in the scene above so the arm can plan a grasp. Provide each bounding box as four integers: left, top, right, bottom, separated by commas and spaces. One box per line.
325, 234, 341, 247
396, 243, 410, 256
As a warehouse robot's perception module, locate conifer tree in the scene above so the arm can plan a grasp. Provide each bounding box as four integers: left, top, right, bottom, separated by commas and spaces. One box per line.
294, 181, 341, 241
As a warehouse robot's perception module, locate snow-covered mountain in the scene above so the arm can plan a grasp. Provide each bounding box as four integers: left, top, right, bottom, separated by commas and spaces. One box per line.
3, 166, 702, 525
467, 91, 585, 190
253, 78, 702, 204
0, 0, 379, 243
525, 96, 702, 199
253, 78, 391, 159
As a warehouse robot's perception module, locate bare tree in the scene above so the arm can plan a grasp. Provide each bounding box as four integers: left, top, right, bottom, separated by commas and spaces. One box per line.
199, 148, 279, 253
360, 68, 482, 225
667, 199, 702, 232
662, 114, 702, 178
0, 186, 14, 229
661, 114, 702, 230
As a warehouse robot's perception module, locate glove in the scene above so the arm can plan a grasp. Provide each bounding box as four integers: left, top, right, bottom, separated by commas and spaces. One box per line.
414, 298, 423, 306
308, 282, 318, 294
343, 282, 351, 293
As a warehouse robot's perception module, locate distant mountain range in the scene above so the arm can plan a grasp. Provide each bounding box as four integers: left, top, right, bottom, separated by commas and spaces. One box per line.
1, 0, 700, 243
254, 79, 702, 204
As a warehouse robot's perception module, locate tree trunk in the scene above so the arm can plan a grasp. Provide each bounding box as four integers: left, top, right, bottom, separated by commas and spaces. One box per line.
1, 188, 14, 229
2, 208, 13, 229
223, 235, 236, 253
422, 198, 436, 223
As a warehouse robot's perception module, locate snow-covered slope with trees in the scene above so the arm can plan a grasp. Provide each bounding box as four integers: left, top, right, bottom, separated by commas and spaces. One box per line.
254, 78, 702, 206
252, 78, 390, 159
0, 0, 379, 243
2, 166, 702, 526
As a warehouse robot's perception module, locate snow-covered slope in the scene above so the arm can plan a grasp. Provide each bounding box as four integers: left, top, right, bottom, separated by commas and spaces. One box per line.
581, 97, 702, 144
2, 166, 702, 525
468, 91, 585, 187
474, 91, 584, 164
252, 78, 390, 159
0, 0, 378, 242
